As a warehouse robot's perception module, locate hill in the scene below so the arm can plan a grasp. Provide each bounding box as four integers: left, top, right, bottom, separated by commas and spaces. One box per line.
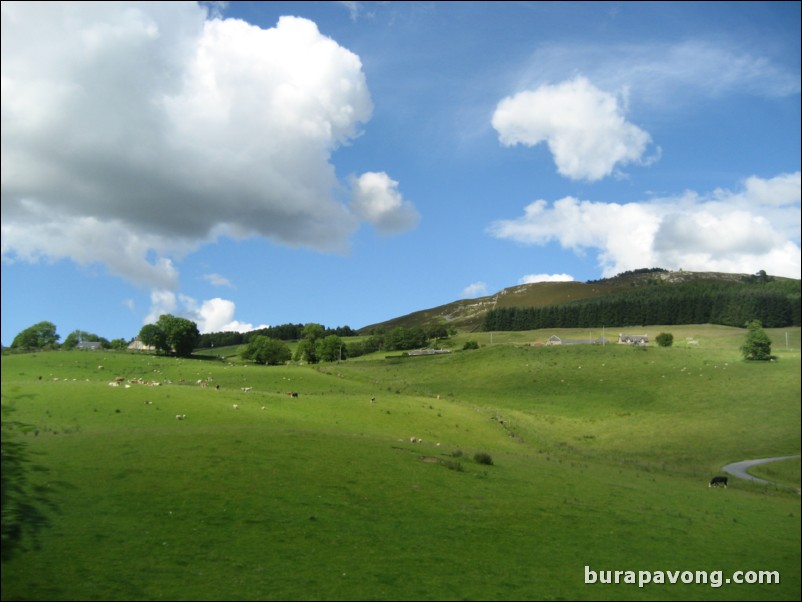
1, 330, 799, 600
359, 269, 801, 333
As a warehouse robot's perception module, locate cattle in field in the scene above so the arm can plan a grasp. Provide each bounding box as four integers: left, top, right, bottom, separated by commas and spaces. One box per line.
288, 392, 299, 398
709, 476, 728, 488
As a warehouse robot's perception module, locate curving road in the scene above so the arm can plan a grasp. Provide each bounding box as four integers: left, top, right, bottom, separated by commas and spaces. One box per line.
721, 455, 801, 487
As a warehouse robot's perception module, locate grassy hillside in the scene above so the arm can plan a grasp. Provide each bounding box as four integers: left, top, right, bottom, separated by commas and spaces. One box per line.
359, 270, 800, 333
1, 327, 800, 600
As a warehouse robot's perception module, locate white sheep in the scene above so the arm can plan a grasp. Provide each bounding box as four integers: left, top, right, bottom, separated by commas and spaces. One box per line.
232, 404, 239, 410
175, 414, 186, 420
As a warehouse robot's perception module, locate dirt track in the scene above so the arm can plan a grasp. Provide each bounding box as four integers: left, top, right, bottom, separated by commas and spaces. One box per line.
721, 455, 800, 489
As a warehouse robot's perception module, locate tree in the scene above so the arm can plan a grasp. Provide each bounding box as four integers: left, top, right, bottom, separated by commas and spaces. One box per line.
241, 336, 291, 365
741, 320, 773, 361
316, 335, 345, 362
1, 406, 53, 562
108, 338, 129, 351
138, 315, 200, 357
157, 315, 200, 357
62, 330, 103, 350
138, 323, 166, 352
655, 332, 674, 347
294, 323, 326, 363
11, 322, 60, 350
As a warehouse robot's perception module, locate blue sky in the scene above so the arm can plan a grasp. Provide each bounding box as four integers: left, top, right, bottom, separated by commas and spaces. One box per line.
2, 1, 800, 346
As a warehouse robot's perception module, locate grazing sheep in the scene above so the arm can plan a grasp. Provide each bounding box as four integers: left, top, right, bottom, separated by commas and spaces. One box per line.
410, 437, 418, 443
241, 387, 253, 393
176, 414, 186, 420
232, 404, 239, 410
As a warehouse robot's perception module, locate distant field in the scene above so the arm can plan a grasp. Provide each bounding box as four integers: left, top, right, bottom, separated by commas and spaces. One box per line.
2, 325, 799, 601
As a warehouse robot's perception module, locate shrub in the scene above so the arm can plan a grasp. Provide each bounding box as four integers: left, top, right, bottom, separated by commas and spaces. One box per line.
462, 341, 479, 350
655, 332, 674, 347
441, 460, 464, 472
741, 320, 773, 361
474, 452, 493, 465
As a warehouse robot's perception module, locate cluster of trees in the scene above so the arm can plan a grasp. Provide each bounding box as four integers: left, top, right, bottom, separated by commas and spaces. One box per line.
238, 323, 453, 365
240, 324, 352, 365
484, 280, 800, 332
586, 267, 669, 283
197, 324, 356, 349
10, 322, 129, 351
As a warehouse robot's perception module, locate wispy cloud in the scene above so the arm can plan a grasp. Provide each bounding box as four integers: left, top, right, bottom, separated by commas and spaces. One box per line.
514, 40, 801, 110
489, 172, 801, 279
461, 282, 489, 298
202, 273, 235, 288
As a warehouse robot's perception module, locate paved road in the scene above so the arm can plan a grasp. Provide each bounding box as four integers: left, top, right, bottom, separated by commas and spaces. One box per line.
721, 455, 801, 486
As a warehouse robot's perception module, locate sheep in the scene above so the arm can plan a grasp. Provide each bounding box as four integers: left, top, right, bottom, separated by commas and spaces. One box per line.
175, 414, 186, 420
232, 404, 239, 410
241, 387, 253, 393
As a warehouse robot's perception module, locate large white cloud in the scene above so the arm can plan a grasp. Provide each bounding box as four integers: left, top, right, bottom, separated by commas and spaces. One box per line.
492, 76, 654, 181
1, 3, 416, 290
489, 173, 801, 279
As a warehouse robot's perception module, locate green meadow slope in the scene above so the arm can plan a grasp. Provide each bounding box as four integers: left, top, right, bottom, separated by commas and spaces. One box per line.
1, 326, 800, 601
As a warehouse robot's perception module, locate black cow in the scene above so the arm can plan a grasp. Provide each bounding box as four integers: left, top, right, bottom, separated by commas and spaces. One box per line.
709, 476, 728, 488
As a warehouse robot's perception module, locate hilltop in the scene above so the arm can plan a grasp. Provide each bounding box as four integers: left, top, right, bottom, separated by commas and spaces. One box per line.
359, 269, 801, 333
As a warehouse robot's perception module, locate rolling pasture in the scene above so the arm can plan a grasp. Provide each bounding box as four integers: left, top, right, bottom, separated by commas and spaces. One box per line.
1, 325, 800, 600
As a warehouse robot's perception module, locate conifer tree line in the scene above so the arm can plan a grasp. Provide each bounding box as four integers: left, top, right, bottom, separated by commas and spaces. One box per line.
483, 280, 801, 331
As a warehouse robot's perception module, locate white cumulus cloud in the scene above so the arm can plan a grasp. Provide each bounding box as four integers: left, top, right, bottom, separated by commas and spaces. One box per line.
1, 4, 414, 294
350, 171, 420, 234
143, 292, 267, 334
492, 76, 655, 181
518, 274, 575, 284
188, 297, 269, 334
489, 173, 801, 279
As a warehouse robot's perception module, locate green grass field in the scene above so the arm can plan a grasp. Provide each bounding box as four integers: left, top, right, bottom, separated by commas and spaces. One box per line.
2, 325, 800, 600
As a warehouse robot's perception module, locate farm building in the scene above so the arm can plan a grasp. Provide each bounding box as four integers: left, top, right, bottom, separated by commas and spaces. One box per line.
545, 335, 609, 346
76, 341, 102, 350
618, 333, 649, 345
128, 338, 155, 351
